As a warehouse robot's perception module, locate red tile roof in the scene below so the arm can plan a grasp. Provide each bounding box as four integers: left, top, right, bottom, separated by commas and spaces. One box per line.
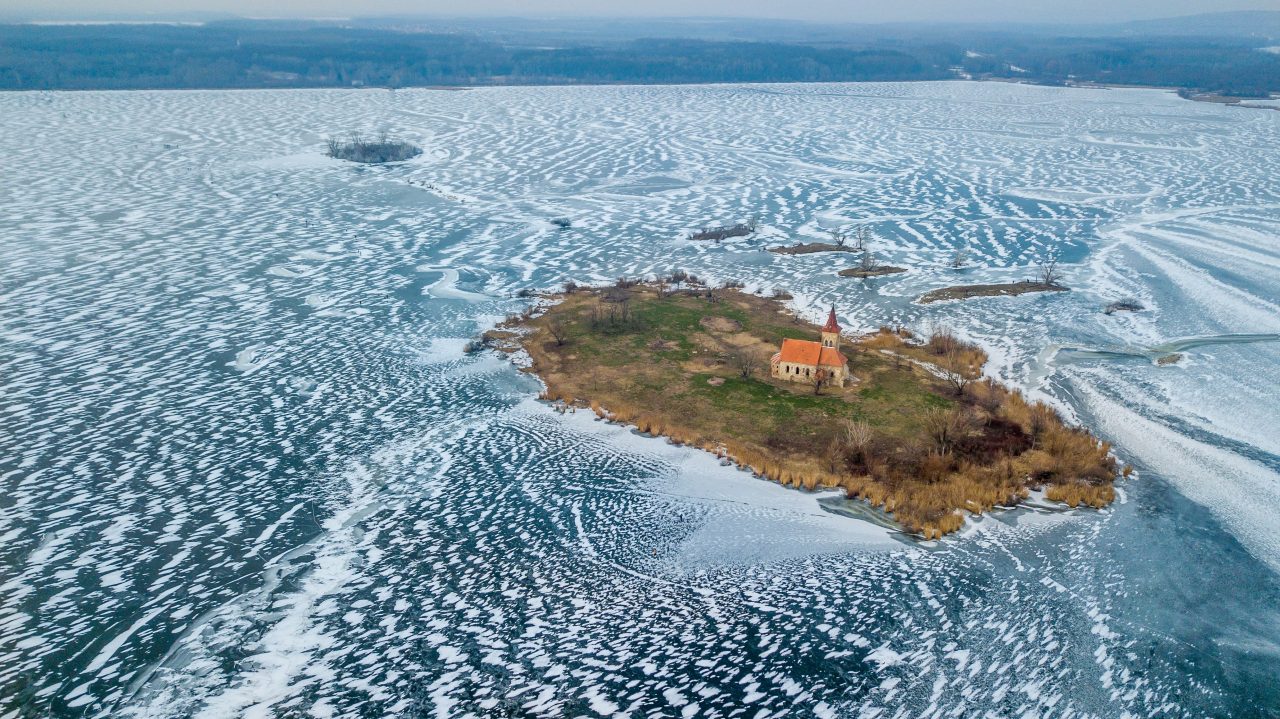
774, 339, 848, 367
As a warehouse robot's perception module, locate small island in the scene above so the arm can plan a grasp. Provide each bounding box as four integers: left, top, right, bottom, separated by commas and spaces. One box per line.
837, 247, 906, 278
770, 227, 869, 256
839, 265, 907, 279
326, 132, 422, 163
486, 277, 1118, 539
918, 280, 1067, 303
919, 258, 1068, 303
1104, 298, 1145, 315
688, 219, 757, 242
770, 242, 857, 255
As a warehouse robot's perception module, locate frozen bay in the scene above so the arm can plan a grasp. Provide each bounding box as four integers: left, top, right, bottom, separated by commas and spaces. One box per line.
1, 81, 1279, 716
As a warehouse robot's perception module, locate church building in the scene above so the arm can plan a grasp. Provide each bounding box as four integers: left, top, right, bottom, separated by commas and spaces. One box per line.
770, 306, 851, 388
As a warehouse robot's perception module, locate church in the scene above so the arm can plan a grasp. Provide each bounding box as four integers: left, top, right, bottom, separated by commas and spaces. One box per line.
770, 307, 851, 388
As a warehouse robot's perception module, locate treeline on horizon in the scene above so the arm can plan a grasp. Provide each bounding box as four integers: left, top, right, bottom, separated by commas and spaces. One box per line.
0, 21, 1277, 96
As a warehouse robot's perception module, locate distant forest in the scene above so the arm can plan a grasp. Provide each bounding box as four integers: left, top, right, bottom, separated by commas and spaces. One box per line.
0, 20, 1277, 96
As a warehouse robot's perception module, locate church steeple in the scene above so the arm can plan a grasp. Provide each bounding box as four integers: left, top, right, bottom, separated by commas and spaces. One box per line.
821, 306, 841, 349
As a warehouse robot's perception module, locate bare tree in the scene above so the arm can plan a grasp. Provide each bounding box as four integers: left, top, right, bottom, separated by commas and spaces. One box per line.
546, 317, 568, 346
828, 227, 849, 248
854, 225, 872, 251
860, 247, 878, 272
669, 269, 688, 292
732, 349, 761, 379
1038, 252, 1063, 286
950, 245, 968, 268
939, 349, 974, 396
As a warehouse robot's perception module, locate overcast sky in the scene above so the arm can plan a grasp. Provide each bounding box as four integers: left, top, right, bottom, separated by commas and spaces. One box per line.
7, 0, 1279, 24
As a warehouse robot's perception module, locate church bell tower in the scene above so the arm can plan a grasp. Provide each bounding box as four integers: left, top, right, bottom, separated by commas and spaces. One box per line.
821, 306, 841, 349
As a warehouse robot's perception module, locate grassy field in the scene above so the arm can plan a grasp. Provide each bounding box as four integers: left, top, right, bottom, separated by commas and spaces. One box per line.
492, 281, 1117, 538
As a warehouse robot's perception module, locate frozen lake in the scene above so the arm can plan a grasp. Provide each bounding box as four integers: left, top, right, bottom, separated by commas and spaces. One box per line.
2, 81, 1279, 717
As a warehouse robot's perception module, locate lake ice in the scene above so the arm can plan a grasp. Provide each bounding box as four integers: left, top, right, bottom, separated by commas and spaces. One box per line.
1, 81, 1279, 717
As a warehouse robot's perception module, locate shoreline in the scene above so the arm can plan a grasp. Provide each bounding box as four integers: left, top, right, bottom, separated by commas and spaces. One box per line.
7, 78, 1276, 110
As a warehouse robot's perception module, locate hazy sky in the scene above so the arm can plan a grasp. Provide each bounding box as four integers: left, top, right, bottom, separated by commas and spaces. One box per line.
7, 0, 1279, 24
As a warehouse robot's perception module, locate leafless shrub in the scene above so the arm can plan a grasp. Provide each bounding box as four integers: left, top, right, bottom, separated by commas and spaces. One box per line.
940, 350, 974, 395
731, 349, 762, 379
974, 378, 1004, 415
923, 407, 979, 454
842, 420, 875, 466
859, 247, 878, 271
925, 325, 960, 356
547, 317, 568, 346
1028, 402, 1055, 448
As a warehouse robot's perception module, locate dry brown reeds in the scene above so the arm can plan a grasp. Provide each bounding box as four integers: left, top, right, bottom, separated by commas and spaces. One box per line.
1046, 482, 1115, 508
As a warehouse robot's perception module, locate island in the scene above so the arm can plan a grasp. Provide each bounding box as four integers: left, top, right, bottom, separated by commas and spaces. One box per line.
485, 278, 1118, 539
839, 265, 908, 279
770, 228, 868, 255
918, 280, 1067, 304
1104, 299, 1145, 315
687, 220, 756, 242
770, 242, 857, 255
326, 132, 422, 163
